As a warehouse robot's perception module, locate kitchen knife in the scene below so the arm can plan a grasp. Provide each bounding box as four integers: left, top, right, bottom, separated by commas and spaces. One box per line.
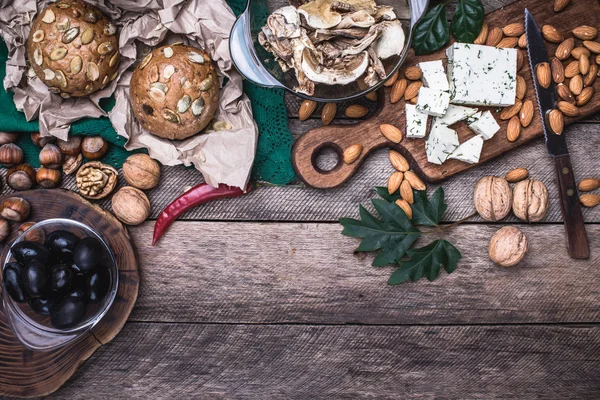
524, 9, 590, 259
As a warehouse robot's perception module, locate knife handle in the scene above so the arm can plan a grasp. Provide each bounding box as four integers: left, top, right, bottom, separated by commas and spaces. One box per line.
554, 155, 590, 259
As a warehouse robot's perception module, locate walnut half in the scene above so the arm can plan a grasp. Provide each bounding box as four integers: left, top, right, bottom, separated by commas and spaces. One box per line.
75, 161, 118, 200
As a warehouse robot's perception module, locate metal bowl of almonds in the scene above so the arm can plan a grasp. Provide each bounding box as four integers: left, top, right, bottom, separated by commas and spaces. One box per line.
230, 0, 429, 102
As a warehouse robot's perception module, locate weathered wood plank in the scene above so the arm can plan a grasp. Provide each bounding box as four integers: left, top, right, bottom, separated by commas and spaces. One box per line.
129, 222, 600, 325
42, 323, 600, 399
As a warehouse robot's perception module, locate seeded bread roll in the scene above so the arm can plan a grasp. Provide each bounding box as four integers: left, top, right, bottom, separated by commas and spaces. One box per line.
129, 44, 219, 140
26, 0, 120, 98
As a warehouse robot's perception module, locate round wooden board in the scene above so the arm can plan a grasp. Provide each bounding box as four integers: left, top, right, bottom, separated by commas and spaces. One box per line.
0, 189, 139, 398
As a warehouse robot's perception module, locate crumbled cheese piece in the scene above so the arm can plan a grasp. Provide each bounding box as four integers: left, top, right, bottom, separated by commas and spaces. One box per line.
405, 104, 429, 138
425, 122, 459, 165
416, 87, 450, 117
434, 104, 478, 126
446, 43, 517, 107
448, 135, 484, 164
417, 60, 449, 91
467, 110, 500, 140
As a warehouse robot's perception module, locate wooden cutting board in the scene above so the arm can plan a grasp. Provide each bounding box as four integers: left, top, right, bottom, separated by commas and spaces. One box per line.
292, 0, 600, 189
0, 190, 139, 398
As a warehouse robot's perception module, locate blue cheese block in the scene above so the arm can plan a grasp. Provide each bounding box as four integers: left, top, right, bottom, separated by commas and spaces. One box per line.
417, 60, 449, 91
416, 87, 450, 117
446, 43, 517, 107
405, 104, 429, 138
425, 122, 460, 165
435, 104, 478, 126
448, 135, 484, 164
467, 110, 500, 140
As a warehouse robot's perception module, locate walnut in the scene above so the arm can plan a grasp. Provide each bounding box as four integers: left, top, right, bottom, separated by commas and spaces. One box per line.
122, 154, 161, 190
489, 226, 528, 267
512, 180, 549, 222
75, 161, 118, 199
473, 176, 512, 221
111, 186, 151, 225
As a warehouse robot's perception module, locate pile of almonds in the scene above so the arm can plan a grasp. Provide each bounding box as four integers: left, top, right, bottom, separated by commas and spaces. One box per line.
578, 177, 600, 208
384, 150, 426, 219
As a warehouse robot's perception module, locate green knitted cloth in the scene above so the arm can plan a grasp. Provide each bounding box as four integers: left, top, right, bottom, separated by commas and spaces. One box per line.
0, 0, 296, 184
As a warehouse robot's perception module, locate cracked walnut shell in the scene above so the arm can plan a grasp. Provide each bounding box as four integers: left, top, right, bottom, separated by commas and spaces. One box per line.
512, 180, 549, 222
473, 176, 512, 221
75, 161, 117, 199
489, 226, 528, 267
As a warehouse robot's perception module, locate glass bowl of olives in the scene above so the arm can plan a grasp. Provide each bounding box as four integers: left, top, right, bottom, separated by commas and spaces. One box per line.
1, 218, 118, 351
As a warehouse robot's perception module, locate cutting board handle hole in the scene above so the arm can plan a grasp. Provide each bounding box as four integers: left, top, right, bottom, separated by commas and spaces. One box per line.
312, 143, 342, 174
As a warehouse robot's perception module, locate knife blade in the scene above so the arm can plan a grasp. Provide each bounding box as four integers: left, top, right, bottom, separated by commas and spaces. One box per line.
525, 9, 590, 259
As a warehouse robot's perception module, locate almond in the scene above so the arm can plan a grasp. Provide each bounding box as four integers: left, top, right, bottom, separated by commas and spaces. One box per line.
542, 25, 564, 43
571, 47, 590, 60
557, 100, 581, 116
548, 109, 564, 135
343, 144, 362, 164
365, 91, 377, 101
395, 199, 413, 219
389, 150, 409, 172
409, 97, 418, 105
404, 170, 426, 191
579, 193, 600, 208
497, 37, 518, 48
390, 78, 407, 103
576, 86, 594, 106
404, 81, 422, 100
596, 54, 600, 64
519, 99, 534, 127
345, 104, 368, 118
555, 38, 574, 60
579, 54, 590, 75
550, 57, 565, 83
383, 71, 399, 87
573, 25, 598, 40
564, 60, 580, 78
400, 180, 414, 204
380, 123, 403, 143
516, 74, 526, 99
556, 83, 575, 104
578, 178, 600, 192
505, 168, 529, 183
569, 74, 583, 95
387, 171, 403, 194
299, 100, 317, 121
554, 0, 570, 12
507, 116, 521, 142
321, 103, 337, 125
518, 34, 527, 48
584, 63, 598, 86
474, 22, 489, 45
536, 62, 552, 88
516, 50, 524, 71
583, 41, 600, 53
404, 66, 422, 80
503, 23, 524, 37
500, 100, 523, 120
486, 27, 503, 47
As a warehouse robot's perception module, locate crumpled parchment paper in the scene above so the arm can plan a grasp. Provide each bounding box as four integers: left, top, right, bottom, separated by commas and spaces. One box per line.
0, 0, 257, 189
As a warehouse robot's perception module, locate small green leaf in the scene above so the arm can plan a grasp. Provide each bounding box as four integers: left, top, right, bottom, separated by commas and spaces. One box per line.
375, 187, 400, 203
411, 187, 448, 227
451, 0, 485, 43
412, 4, 450, 55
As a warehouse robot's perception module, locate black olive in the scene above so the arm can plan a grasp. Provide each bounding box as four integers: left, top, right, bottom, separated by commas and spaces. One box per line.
73, 237, 103, 272
45, 230, 80, 260
49, 264, 73, 293
21, 259, 48, 298
66, 286, 86, 301
50, 298, 87, 329
29, 296, 56, 315
87, 267, 110, 303
11, 241, 50, 265
3, 262, 27, 303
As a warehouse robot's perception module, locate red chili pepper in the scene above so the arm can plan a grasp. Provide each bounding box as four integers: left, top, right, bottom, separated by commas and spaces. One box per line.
152, 183, 250, 246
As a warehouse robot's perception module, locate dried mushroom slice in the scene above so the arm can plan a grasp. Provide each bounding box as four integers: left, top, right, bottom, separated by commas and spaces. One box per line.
75, 161, 118, 199
298, 0, 343, 29
337, 10, 376, 29
301, 48, 369, 85
372, 20, 404, 59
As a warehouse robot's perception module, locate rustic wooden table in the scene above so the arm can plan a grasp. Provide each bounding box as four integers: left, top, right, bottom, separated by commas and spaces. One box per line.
3, 0, 600, 398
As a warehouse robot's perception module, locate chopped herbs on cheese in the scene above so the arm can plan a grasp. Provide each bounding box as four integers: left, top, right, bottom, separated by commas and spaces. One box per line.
417, 60, 449, 91
416, 87, 450, 117
448, 135, 484, 164
405, 104, 429, 138
467, 110, 500, 140
425, 122, 459, 165
434, 104, 478, 126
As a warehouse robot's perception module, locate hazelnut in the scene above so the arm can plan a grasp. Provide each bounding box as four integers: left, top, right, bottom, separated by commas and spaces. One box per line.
6, 164, 37, 191
39, 143, 64, 169
0, 218, 10, 243
63, 153, 83, 175
81, 136, 108, 160
17, 221, 45, 243
489, 226, 528, 267
512, 180, 549, 222
111, 186, 151, 225
0, 132, 19, 145
0, 143, 24, 167
122, 154, 161, 190
36, 167, 62, 188
58, 136, 82, 156
0, 197, 31, 221
75, 161, 118, 199
31, 132, 56, 148
473, 176, 512, 221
